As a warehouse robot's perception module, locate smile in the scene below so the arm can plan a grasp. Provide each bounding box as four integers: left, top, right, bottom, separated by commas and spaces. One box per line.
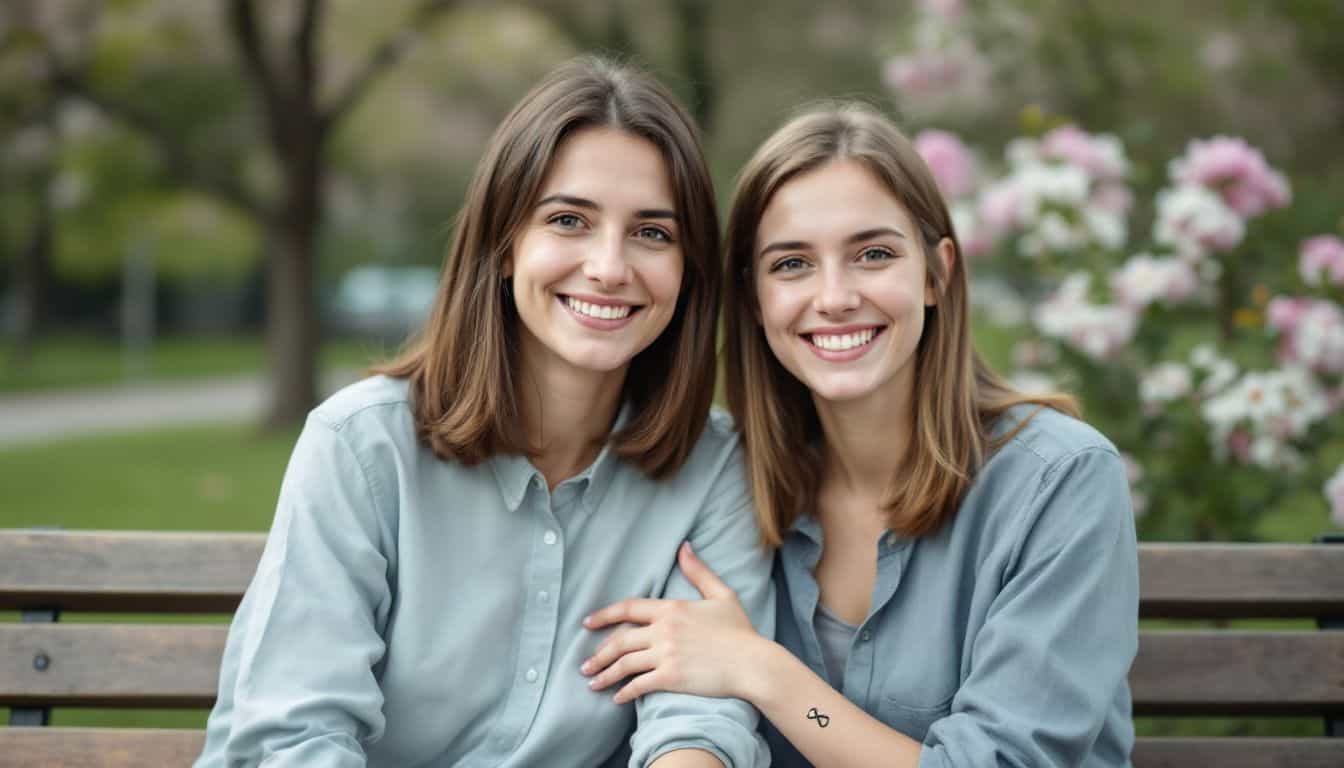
802, 326, 886, 359
564, 296, 633, 320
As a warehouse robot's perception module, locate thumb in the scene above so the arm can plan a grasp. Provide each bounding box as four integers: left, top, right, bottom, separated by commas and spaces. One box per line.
678, 542, 736, 600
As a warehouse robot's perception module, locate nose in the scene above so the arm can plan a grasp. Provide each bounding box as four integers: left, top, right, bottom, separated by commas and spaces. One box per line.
583, 229, 632, 289
812, 263, 859, 315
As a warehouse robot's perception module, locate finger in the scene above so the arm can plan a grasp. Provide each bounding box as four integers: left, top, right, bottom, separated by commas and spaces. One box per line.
582, 626, 652, 677
677, 542, 736, 600
588, 649, 658, 693
613, 668, 671, 705
583, 598, 671, 629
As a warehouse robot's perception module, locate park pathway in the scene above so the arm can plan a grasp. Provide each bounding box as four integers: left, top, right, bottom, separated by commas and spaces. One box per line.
0, 369, 360, 447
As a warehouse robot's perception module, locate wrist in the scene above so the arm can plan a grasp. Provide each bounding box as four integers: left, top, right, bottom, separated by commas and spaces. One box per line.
735, 634, 792, 706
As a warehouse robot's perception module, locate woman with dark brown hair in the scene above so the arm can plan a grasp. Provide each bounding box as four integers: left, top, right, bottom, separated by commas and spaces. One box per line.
583, 103, 1139, 767
195, 58, 773, 768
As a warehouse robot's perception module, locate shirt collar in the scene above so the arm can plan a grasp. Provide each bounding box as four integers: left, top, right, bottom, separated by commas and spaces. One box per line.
490, 401, 631, 513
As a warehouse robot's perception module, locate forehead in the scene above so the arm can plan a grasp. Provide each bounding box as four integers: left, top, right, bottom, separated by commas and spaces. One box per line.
540, 126, 675, 206
758, 159, 917, 244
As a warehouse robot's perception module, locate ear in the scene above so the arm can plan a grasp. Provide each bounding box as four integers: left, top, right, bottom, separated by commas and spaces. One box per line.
925, 237, 957, 307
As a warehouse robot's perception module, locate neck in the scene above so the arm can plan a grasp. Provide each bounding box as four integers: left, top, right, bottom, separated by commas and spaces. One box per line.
813, 387, 913, 510
519, 353, 626, 490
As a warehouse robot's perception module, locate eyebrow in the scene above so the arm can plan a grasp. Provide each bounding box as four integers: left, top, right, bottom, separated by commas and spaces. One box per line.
536, 194, 677, 221
759, 227, 907, 257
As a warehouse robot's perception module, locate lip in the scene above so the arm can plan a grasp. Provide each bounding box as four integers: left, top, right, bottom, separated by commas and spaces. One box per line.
557, 294, 642, 331
800, 324, 886, 362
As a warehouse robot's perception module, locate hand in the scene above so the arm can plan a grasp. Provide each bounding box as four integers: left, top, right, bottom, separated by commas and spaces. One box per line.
581, 542, 764, 704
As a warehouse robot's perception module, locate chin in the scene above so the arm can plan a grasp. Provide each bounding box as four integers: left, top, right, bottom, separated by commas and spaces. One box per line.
802, 376, 881, 404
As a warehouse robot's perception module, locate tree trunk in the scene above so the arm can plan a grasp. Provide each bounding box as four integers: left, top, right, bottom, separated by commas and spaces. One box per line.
9, 165, 54, 369
264, 196, 320, 427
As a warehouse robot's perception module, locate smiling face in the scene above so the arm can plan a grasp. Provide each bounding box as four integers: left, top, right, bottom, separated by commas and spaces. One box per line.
506, 126, 684, 382
754, 159, 945, 408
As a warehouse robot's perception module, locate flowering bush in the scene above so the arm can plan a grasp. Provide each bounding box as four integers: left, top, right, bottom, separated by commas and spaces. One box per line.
912, 119, 1344, 539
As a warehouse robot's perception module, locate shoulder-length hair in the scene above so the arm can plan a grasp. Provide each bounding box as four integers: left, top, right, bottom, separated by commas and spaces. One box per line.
723, 103, 1079, 545
375, 57, 721, 479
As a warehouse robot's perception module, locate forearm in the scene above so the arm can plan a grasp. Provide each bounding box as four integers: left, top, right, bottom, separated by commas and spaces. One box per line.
742, 637, 922, 768
649, 749, 724, 768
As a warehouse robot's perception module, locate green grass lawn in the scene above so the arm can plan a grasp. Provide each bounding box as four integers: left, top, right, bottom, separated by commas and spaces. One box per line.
0, 334, 397, 394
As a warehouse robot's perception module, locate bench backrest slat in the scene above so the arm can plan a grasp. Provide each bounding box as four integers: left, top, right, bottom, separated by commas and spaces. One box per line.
0, 625, 225, 708
3, 625, 1342, 716
5, 532, 1344, 618
0, 530, 261, 613
0, 727, 206, 767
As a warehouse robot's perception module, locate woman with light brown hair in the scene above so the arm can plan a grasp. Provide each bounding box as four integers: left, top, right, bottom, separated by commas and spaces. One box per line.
196, 57, 773, 768
583, 104, 1139, 767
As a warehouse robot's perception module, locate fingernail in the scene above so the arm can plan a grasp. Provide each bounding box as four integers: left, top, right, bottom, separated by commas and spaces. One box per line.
582, 615, 593, 627
580, 661, 592, 674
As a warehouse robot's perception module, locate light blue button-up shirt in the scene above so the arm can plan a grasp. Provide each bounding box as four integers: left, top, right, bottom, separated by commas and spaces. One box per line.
196, 375, 774, 767
764, 406, 1138, 767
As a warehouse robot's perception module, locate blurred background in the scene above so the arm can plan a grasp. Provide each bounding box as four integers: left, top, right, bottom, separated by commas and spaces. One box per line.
1, 0, 1342, 734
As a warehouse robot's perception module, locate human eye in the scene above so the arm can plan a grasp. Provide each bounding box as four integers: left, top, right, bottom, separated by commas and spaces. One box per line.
635, 224, 674, 244
547, 212, 586, 230
857, 246, 897, 264
768, 256, 810, 274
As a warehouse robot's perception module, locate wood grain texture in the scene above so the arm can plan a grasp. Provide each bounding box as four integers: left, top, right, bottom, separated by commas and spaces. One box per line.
1138, 543, 1344, 619
0, 727, 205, 767
0, 624, 225, 708
0, 529, 263, 612
3, 532, 1342, 618
1132, 631, 1344, 715
1133, 737, 1344, 768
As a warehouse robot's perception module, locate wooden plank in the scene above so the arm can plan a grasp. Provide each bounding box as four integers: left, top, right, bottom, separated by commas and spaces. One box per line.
1133, 737, 1344, 768
1139, 543, 1344, 619
0, 529, 263, 612
0, 727, 205, 767
1132, 631, 1344, 715
3, 532, 1343, 618
0, 625, 224, 708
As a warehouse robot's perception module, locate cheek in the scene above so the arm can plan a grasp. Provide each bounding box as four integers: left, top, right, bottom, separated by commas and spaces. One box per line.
646, 254, 685, 305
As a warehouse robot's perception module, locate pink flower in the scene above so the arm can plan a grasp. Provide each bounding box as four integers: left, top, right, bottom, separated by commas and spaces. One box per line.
1040, 125, 1128, 182
914, 129, 977, 199
1266, 296, 1344, 374
1111, 254, 1200, 309
977, 181, 1023, 238
883, 53, 965, 99
1300, 235, 1344, 287
1326, 464, 1344, 528
1169, 136, 1291, 218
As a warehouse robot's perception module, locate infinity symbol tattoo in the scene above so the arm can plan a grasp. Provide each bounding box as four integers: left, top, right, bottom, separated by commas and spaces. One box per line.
806, 707, 830, 728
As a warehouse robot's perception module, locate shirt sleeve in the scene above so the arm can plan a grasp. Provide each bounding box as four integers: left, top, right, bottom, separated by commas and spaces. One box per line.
628, 447, 776, 768
919, 447, 1139, 768
195, 415, 394, 768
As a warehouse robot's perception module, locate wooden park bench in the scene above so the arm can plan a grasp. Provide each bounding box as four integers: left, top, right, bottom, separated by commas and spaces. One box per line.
2, 529, 1342, 767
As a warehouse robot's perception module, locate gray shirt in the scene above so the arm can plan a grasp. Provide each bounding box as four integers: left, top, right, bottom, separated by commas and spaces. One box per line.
813, 604, 858, 693
765, 406, 1138, 767
196, 375, 774, 768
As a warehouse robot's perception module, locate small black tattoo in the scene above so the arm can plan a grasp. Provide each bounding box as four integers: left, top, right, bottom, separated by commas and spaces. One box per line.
806, 707, 830, 728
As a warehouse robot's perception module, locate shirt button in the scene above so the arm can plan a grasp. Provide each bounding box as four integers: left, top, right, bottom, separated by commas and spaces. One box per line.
543, 530, 558, 545
860, 630, 872, 642
538, 590, 550, 604
525, 668, 539, 683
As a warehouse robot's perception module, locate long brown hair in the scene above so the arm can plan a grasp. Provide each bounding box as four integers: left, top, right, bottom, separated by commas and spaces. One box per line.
376, 57, 721, 479
723, 103, 1079, 545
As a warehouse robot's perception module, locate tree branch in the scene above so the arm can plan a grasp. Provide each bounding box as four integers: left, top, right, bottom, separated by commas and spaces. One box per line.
226, 0, 288, 136
49, 67, 267, 220
294, 0, 323, 108
320, 0, 456, 130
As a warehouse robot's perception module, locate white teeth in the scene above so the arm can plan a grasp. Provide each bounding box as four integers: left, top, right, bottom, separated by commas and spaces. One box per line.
811, 328, 876, 351
565, 297, 632, 320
